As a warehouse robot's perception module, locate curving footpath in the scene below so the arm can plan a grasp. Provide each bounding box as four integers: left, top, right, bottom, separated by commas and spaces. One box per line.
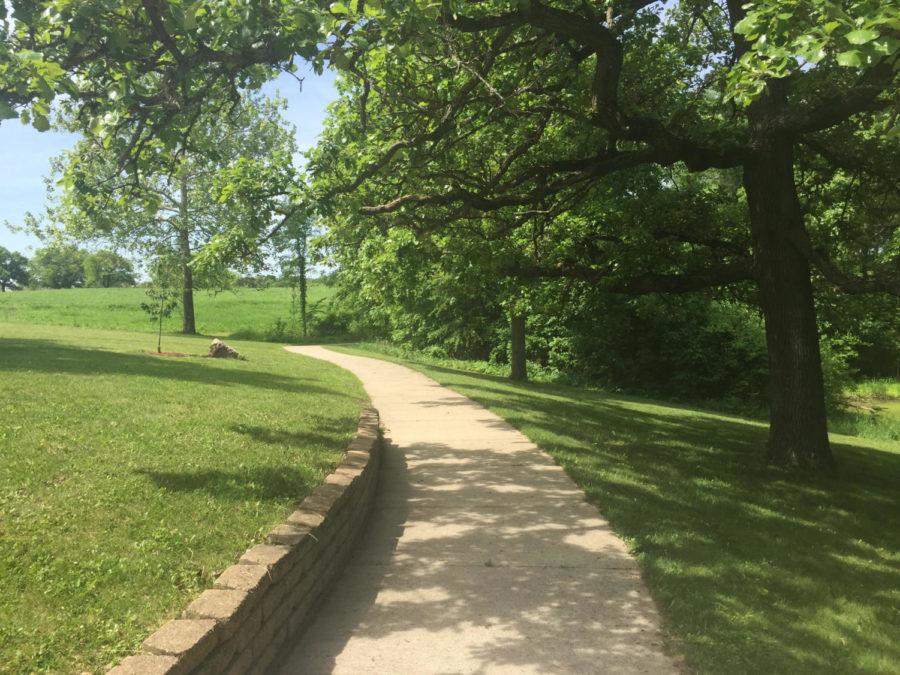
276, 346, 678, 674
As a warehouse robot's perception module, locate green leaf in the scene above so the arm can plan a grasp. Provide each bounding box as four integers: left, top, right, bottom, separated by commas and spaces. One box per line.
836, 50, 863, 66
331, 50, 350, 69
872, 36, 900, 56
845, 29, 879, 45
733, 16, 756, 35
33, 113, 51, 132
0, 100, 17, 121
329, 2, 349, 14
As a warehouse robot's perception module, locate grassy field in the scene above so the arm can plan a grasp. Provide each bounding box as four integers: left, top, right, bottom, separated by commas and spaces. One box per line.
0, 323, 366, 673
0, 285, 335, 339
335, 343, 900, 674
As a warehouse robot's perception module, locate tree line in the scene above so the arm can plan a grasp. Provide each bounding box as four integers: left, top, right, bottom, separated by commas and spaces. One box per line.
1, 0, 897, 471
0, 243, 135, 291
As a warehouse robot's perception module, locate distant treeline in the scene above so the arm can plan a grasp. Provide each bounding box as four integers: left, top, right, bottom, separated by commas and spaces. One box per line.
0, 242, 334, 292
0, 243, 136, 291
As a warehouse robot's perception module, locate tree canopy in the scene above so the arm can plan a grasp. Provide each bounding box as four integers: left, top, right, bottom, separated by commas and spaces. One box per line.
82, 250, 136, 288
0, 246, 29, 291
301, 0, 898, 468
29, 243, 86, 289
29, 91, 300, 332
2, 0, 897, 470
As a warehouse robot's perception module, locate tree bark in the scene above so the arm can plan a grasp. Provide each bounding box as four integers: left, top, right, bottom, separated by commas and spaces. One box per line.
743, 88, 833, 469
178, 175, 196, 335
510, 313, 527, 381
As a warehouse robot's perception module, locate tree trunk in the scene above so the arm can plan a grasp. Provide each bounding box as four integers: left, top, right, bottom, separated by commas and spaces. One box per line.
744, 90, 832, 469
178, 175, 196, 335
298, 232, 308, 338
510, 313, 527, 381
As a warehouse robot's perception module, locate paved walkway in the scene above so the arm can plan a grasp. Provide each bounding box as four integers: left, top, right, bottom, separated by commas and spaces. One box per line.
276, 346, 677, 674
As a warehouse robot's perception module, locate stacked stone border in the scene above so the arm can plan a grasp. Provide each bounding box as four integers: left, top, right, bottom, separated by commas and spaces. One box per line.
109, 407, 381, 675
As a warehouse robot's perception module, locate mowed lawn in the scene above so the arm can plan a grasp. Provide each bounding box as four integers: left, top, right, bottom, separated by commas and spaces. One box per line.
0, 324, 366, 673
0, 285, 335, 338
336, 344, 900, 674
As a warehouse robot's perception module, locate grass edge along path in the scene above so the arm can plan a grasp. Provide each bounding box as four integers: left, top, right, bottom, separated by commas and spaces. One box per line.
332, 343, 900, 675
0, 324, 366, 673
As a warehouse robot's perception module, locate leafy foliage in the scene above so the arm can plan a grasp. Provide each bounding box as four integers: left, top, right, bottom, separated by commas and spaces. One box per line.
83, 250, 136, 288
38, 92, 299, 279
728, 0, 900, 104
29, 243, 85, 288
0, 246, 29, 291
2, 0, 897, 467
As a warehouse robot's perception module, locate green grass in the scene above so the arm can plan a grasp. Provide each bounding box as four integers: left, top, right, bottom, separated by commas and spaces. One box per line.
849, 378, 900, 401
830, 378, 900, 443
0, 323, 366, 673
830, 400, 900, 443
334, 343, 900, 674
340, 342, 900, 443
0, 285, 335, 339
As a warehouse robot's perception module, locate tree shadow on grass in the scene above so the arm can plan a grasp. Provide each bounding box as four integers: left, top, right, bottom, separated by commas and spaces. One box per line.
136, 466, 319, 502
463, 373, 900, 672
230, 424, 345, 449
0, 338, 347, 398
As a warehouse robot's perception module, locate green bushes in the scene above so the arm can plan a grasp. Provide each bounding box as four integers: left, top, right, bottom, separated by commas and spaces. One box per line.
530, 295, 770, 408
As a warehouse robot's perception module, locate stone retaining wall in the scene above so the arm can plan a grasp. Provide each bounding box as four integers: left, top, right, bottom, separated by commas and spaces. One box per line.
109, 407, 381, 675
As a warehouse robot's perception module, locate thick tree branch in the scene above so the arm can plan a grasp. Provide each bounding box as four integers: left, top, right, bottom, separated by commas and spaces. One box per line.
789, 228, 900, 295
776, 59, 897, 137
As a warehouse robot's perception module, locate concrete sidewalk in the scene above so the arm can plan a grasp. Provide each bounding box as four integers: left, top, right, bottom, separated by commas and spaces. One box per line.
275, 346, 677, 674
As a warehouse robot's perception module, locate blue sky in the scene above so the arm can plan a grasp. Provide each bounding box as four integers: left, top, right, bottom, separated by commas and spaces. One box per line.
0, 65, 338, 256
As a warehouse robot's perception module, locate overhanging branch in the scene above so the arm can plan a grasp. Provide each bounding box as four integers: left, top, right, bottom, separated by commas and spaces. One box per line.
776, 59, 897, 137
789, 228, 900, 295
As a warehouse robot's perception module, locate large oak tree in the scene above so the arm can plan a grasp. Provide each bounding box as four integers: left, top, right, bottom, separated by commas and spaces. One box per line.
304, 0, 899, 469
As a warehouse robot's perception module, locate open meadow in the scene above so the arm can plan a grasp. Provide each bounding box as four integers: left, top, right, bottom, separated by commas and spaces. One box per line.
0, 323, 365, 672
0, 285, 335, 339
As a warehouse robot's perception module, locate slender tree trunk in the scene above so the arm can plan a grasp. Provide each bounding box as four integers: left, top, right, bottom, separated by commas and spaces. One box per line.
510, 313, 527, 381
298, 232, 308, 338
178, 175, 196, 335
156, 258, 164, 353
744, 87, 832, 469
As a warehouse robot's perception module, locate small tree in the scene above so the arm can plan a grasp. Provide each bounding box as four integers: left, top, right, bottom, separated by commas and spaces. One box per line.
0, 246, 29, 291
277, 217, 313, 339
140, 256, 181, 353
